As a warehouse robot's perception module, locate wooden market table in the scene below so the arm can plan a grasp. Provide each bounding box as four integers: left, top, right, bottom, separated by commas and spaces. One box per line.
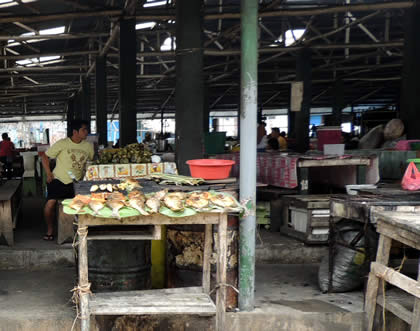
296, 156, 371, 194
0, 179, 22, 245
76, 212, 229, 331
365, 211, 420, 331
327, 193, 420, 293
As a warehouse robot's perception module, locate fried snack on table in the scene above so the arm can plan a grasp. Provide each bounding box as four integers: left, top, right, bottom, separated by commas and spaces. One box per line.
163, 193, 185, 212
210, 193, 236, 208
107, 191, 126, 201
73, 194, 91, 204
186, 195, 209, 210
128, 190, 146, 202
106, 199, 125, 219
145, 197, 161, 213
154, 189, 168, 201
128, 197, 149, 216
69, 199, 86, 212
90, 185, 99, 192
88, 198, 106, 216
91, 192, 110, 200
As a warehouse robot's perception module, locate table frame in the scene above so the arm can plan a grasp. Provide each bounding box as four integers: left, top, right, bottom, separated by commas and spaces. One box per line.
365, 211, 420, 331
297, 157, 370, 194
76, 212, 228, 331
0, 179, 22, 245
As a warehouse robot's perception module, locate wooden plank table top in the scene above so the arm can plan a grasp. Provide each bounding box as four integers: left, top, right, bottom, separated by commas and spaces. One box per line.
0, 179, 22, 201
371, 211, 420, 237
78, 212, 222, 227
297, 156, 371, 168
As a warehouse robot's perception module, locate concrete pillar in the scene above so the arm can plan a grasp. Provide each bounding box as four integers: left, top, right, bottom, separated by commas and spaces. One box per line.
175, 0, 205, 175
67, 98, 74, 137
400, 5, 420, 139
95, 55, 108, 146
119, 19, 137, 146
239, 0, 258, 312
331, 79, 344, 126
293, 49, 312, 153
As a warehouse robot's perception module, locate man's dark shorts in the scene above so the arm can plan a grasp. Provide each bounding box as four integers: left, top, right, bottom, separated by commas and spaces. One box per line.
47, 179, 74, 200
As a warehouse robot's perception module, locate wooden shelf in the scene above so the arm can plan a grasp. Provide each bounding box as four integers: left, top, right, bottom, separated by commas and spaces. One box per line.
86, 225, 162, 241
89, 287, 216, 316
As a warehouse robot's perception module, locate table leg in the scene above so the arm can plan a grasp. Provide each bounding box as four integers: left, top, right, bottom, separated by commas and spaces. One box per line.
327, 215, 335, 293
410, 259, 420, 331
216, 214, 227, 331
365, 234, 392, 331
78, 226, 90, 331
0, 200, 13, 246
297, 167, 309, 194
202, 224, 212, 293
357, 165, 367, 184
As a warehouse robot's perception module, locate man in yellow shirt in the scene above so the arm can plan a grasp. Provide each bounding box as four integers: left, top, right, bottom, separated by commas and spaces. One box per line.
41, 119, 94, 240
271, 128, 288, 151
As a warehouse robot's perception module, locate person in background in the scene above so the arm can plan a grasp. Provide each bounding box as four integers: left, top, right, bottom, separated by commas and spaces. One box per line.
271, 128, 288, 151
266, 137, 280, 151
279, 131, 288, 150
257, 134, 268, 151
41, 119, 94, 241
257, 121, 267, 145
0, 133, 15, 179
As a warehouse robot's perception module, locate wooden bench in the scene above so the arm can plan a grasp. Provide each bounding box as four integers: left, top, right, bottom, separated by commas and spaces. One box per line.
365, 211, 420, 330
0, 179, 22, 246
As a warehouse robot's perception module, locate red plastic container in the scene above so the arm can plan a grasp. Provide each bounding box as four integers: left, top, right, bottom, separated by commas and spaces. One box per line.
317, 126, 342, 151
186, 159, 235, 180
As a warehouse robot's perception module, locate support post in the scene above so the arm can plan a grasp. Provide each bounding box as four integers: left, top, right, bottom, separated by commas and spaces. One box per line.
81, 77, 91, 129
331, 78, 344, 126
293, 49, 312, 153
400, 5, 420, 139
239, 0, 258, 312
119, 18, 137, 147
74, 92, 82, 120
95, 55, 108, 146
67, 98, 74, 137
175, 0, 205, 175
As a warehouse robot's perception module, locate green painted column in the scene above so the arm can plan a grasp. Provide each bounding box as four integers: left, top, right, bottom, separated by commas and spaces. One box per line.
239, 0, 258, 311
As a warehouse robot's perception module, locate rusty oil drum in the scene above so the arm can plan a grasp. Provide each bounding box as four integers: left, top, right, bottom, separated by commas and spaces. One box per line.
87, 240, 151, 292
166, 215, 238, 311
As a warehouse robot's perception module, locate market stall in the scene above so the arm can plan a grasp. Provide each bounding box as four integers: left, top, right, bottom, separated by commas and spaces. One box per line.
63, 177, 244, 331
214, 152, 378, 193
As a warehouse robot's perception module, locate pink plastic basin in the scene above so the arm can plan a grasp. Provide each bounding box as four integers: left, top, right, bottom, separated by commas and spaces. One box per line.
186, 159, 235, 180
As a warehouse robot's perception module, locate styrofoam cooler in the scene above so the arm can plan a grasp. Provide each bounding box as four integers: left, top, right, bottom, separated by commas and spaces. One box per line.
323, 144, 345, 156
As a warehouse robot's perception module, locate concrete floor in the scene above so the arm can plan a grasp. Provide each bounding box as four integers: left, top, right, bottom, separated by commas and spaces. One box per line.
0, 264, 365, 331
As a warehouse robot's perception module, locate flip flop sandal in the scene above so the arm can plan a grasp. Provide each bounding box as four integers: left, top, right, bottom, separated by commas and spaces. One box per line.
43, 234, 54, 241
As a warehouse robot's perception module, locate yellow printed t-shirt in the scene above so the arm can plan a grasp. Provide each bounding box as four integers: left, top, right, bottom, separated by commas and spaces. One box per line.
278, 136, 288, 150
45, 138, 94, 184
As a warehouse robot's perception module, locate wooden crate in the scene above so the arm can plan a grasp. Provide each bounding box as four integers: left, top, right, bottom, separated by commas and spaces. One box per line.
280, 195, 343, 244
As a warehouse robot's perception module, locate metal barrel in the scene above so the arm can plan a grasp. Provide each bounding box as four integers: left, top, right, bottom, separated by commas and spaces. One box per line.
166, 215, 239, 311
87, 240, 151, 292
